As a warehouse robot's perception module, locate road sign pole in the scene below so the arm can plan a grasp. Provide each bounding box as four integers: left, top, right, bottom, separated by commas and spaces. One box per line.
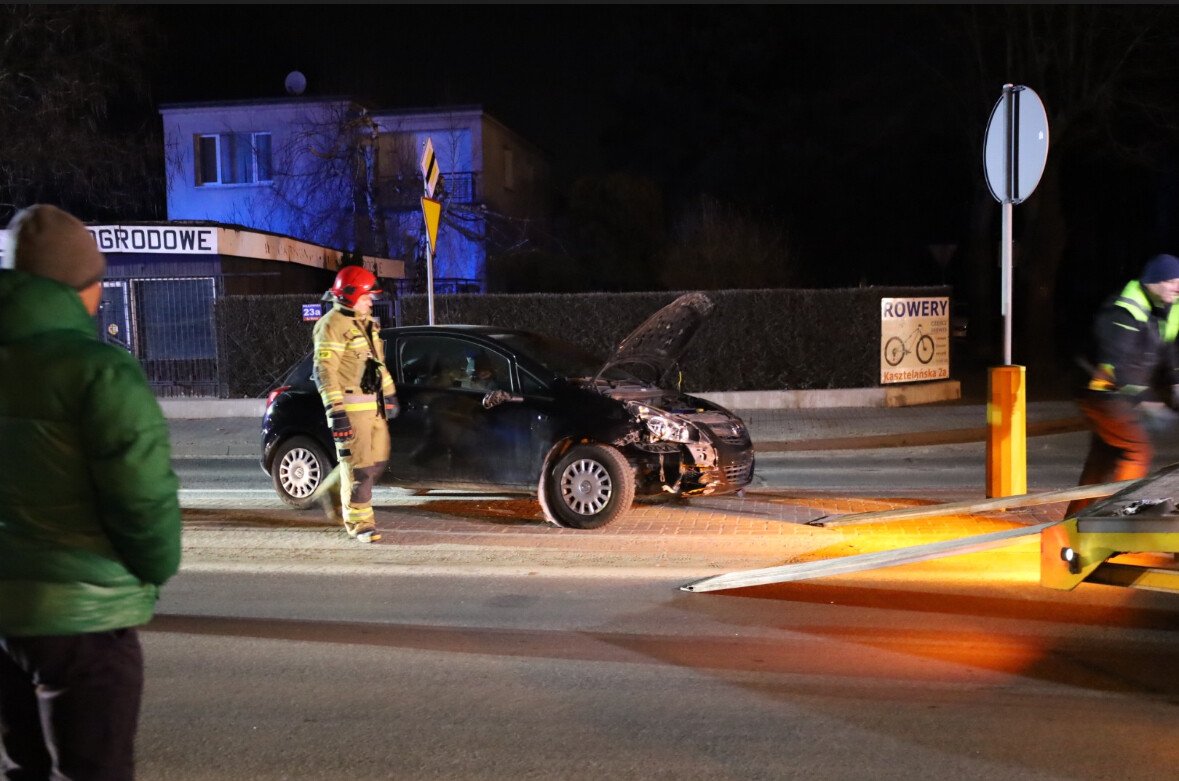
1000, 84, 1016, 367
426, 241, 435, 325
982, 83, 1048, 498
1001, 200, 1013, 365
419, 137, 441, 325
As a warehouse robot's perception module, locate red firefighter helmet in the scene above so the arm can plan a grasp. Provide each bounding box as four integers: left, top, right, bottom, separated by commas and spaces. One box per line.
330, 266, 381, 307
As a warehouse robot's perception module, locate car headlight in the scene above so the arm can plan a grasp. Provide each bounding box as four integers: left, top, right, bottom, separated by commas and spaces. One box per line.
645, 414, 695, 443
626, 402, 696, 443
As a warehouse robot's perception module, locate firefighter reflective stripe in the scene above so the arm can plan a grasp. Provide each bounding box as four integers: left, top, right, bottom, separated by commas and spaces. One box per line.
1166, 303, 1179, 342
1114, 281, 1151, 323
343, 393, 379, 413
1114, 280, 1179, 342
349, 506, 375, 523
1088, 362, 1117, 392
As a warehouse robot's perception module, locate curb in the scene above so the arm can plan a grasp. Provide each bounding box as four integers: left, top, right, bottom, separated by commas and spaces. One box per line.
160, 399, 265, 418
697, 380, 961, 410
755, 416, 1087, 451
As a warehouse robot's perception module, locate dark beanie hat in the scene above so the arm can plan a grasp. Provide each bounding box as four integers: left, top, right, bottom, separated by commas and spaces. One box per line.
1140, 253, 1179, 284
6, 204, 105, 289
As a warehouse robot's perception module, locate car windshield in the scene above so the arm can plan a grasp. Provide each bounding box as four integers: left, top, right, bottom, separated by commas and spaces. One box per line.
491, 332, 641, 383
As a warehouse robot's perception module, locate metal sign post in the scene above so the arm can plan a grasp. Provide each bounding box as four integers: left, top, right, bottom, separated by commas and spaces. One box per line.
419, 138, 442, 325
424, 241, 436, 326
982, 84, 1050, 498
984, 84, 1050, 363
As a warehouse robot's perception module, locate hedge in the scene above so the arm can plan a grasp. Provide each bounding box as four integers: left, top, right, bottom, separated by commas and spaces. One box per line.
215, 286, 951, 397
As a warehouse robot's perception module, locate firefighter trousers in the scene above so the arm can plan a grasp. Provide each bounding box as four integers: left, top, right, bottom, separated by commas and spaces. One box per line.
326, 409, 390, 536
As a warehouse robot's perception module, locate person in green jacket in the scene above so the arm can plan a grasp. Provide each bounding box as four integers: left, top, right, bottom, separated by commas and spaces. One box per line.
0, 205, 182, 780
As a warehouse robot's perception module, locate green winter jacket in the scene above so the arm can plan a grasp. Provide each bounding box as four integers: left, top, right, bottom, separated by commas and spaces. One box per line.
0, 270, 181, 636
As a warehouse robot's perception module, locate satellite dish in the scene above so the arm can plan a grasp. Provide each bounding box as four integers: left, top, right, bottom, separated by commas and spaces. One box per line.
284, 71, 307, 96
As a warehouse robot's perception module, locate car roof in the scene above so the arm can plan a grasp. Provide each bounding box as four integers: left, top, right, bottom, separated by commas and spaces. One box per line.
379, 325, 550, 366
380, 324, 529, 336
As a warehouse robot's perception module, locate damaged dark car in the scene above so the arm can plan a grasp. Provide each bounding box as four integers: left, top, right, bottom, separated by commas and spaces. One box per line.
260, 292, 755, 529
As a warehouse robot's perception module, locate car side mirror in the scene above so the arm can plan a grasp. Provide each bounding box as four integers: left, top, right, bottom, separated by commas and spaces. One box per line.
482, 390, 523, 409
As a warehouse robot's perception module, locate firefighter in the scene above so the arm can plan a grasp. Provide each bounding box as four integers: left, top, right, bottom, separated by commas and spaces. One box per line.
310, 265, 399, 542
1066, 253, 1179, 517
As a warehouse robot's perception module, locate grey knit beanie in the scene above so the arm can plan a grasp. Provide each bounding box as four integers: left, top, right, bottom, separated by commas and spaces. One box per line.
6, 204, 105, 289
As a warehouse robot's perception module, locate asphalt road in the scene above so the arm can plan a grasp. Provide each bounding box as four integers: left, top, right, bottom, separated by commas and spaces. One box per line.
140, 568, 1179, 781
146, 426, 1179, 780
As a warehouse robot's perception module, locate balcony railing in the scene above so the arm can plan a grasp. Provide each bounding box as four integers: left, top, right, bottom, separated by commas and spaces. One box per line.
391, 277, 481, 296
435, 171, 475, 203
378, 171, 477, 209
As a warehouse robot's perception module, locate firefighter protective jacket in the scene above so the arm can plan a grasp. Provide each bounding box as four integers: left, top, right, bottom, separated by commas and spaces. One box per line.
0, 270, 182, 636
1085, 279, 1179, 401
311, 302, 396, 420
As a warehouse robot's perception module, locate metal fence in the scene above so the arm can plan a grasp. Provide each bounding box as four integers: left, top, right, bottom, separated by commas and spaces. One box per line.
93, 272, 497, 398
98, 275, 225, 398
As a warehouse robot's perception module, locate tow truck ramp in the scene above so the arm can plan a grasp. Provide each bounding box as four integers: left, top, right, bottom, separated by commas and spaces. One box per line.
681, 520, 1057, 593
682, 467, 1179, 595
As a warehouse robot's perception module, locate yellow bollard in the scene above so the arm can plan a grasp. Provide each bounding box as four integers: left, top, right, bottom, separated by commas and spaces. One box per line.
986, 365, 1027, 498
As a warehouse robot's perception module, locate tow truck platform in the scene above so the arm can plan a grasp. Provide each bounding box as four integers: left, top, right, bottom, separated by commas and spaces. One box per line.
684, 464, 1179, 595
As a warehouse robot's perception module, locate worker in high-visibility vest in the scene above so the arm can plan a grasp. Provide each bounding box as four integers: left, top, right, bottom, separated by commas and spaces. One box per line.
310, 265, 398, 542
1067, 253, 1179, 517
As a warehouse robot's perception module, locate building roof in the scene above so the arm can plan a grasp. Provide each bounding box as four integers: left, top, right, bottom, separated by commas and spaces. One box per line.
158, 96, 354, 112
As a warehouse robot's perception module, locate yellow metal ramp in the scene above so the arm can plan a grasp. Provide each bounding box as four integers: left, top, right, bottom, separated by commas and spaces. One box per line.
683, 465, 1179, 596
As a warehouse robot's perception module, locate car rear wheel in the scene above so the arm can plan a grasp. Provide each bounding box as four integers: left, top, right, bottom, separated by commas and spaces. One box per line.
541, 443, 635, 529
271, 436, 331, 509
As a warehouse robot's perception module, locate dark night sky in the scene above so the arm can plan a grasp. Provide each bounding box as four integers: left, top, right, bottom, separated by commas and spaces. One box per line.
142, 5, 1179, 295
154, 6, 622, 178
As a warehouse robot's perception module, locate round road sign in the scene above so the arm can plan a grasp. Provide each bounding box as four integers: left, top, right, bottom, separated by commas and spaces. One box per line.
983, 85, 1049, 205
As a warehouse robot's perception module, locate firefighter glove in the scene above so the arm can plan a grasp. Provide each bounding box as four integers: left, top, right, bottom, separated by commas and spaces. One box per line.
329, 409, 354, 443
384, 396, 400, 420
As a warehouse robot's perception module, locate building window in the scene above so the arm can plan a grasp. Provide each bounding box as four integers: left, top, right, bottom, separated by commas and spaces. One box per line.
196, 132, 272, 185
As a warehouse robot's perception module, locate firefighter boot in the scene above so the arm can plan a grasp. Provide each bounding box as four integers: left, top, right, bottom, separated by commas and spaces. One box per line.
309, 464, 344, 526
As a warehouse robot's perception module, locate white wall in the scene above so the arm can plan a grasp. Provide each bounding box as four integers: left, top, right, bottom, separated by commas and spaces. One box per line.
161, 99, 361, 250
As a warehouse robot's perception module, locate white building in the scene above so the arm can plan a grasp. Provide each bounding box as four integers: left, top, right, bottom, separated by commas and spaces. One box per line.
159, 98, 551, 292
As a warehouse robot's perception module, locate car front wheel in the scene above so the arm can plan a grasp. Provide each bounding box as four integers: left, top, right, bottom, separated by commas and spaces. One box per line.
271, 435, 332, 509
541, 443, 635, 529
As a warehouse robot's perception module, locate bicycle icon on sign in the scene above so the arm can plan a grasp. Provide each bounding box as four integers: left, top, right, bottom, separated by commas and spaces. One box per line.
884, 324, 935, 367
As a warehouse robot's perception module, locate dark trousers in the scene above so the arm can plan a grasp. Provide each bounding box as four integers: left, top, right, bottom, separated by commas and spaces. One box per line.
1065, 394, 1154, 518
0, 630, 143, 781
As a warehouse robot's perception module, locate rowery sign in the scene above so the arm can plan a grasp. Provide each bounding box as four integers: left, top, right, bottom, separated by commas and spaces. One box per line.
880, 296, 950, 384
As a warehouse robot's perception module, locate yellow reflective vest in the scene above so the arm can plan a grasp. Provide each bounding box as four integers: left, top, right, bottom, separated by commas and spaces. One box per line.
1086, 280, 1179, 399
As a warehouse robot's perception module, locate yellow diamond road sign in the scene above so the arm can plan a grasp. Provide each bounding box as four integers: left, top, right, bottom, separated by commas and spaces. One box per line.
419, 138, 440, 199
421, 196, 442, 253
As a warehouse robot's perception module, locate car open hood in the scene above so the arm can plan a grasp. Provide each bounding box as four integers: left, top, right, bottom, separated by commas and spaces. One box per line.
594, 292, 715, 386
